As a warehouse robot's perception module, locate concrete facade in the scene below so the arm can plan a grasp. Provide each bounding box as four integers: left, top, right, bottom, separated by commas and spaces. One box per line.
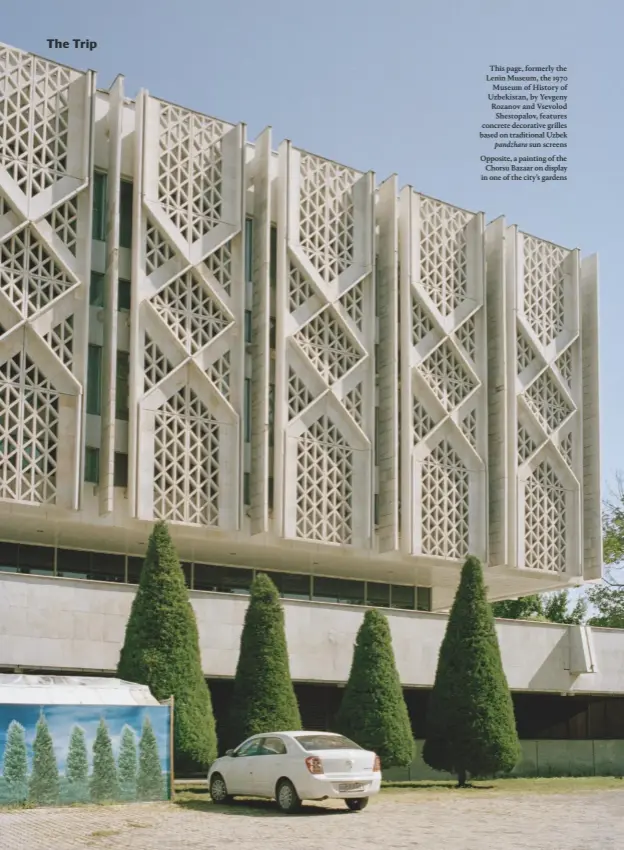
0, 42, 603, 616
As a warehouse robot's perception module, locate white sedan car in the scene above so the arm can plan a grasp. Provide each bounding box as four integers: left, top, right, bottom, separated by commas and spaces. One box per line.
208, 731, 382, 813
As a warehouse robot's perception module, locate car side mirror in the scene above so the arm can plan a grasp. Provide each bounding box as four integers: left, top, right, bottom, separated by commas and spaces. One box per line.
225, 749, 235, 757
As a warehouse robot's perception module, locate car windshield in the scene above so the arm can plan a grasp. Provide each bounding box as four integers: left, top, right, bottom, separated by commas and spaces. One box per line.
293, 734, 361, 751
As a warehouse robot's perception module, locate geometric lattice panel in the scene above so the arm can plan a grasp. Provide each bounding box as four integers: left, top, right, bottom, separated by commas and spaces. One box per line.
0, 227, 75, 317
45, 315, 74, 369
143, 334, 172, 392
421, 439, 469, 559
151, 272, 231, 355
45, 199, 78, 256
412, 296, 435, 346
524, 371, 572, 434
295, 415, 353, 544
294, 308, 362, 384
340, 282, 364, 330
288, 263, 314, 312
0, 349, 58, 503
419, 197, 471, 316
524, 460, 566, 571
288, 368, 314, 420
343, 384, 363, 427
523, 236, 567, 347
413, 398, 436, 443
153, 386, 219, 526
206, 352, 230, 400
205, 241, 233, 297
299, 153, 356, 283
145, 219, 175, 276
518, 423, 537, 464
455, 315, 476, 362
419, 341, 475, 412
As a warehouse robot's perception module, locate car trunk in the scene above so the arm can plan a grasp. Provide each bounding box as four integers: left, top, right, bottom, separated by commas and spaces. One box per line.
313, 749, 375, 777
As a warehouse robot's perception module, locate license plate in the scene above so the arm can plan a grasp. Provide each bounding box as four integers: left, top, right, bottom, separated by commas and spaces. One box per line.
338, 782, 365, 792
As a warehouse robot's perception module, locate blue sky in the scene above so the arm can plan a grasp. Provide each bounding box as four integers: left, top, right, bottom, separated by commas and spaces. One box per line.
0, 705, 170, 774
2, 0, 622, 485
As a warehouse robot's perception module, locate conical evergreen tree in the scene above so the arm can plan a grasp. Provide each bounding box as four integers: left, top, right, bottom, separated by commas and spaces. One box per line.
136, 717, 165, 801
2, 721, 28, 803
28, 714, 60, 805
90, 719, 119, 802
423, 555, 521, 786
225, 573, 301, 750
335, 609, 415, 769
117, 726, 138, 801
117, 521, 217, 772
66, 726, 89, 803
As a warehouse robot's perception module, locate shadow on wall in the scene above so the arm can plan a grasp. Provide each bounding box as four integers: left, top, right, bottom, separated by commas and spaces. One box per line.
0, 704, 172, 807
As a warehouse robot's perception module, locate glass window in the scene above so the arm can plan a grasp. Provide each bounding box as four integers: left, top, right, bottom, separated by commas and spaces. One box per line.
293, 734, 361, 752
90, 271, 105, 307
265, 571, 310, 601
269, 316, 276, 350
0, 541, 19, 573
244, 310, 252, 344
87, 345, 102, 415
119, 180, 133, 249
114, 453, 128, 487
193, 564, 253, 594
374, 494, 379, 526
417, 586, 432, 612
269, 226, 277, 289
235, 738, 264, 757
244, 378, 251, 442
118, 278, 131, 311
18, 544, 55, 576
313, 576, 365, 605
92, 171, 108, 241
391, 584, 416, 610
127, 556, 191, 586
57, 549, 125, 582
366, 581, 390, 608
244, 218, 253, 284
115, 351, 129, 421
260, 737, 287, 756
84, 446, 99, 483
268, 383, 274, 447
243, 472, 250, 506
268, 477, 274, 510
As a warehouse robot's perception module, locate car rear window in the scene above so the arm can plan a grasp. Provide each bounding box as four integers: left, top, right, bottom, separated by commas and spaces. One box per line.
293, 734, 361, 751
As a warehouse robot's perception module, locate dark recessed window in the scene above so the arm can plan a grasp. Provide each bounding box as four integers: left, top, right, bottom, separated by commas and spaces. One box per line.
0, 541, 20, 573
243, 472, 251, 506
265, 571, 311, 601
115, 351, 129, 421
244, 378, 251, 442
87, 345, 102, 415
84, 446, 100, 483
366, 581, 390, 608
17, 544, 55, 577
417, 586, 432, 612
268, 477, 274, 510
57, 549, 125, 583
269, 316, 276, 350
90, 271, 105, 307
391, 584, 416, 610
269, 226, 277, 289
374, 494, 379, 526
245, 218, 253, 284
244, 310, 252, 344
313, 576, 365, 605
119, 180, 133, 249
128, 556, 191, 586
114, 453, 128, 488
193, 564, 253, 595
92, 171, 108, 241
268, 383, 275, 448
118, 278, 131, 311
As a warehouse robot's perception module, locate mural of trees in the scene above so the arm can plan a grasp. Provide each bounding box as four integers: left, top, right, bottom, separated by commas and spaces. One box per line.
0, 706, 170, 808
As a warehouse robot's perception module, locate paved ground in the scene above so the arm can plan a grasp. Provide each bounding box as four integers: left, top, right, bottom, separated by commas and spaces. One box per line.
1, 790, 623, 849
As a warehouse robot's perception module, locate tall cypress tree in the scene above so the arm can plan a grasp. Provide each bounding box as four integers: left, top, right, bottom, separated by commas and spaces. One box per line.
335, 609, 415, 769
136, 717, 165, 801
29, 714, 60, 805
66, 726, 89, 803
117, 726, 138, 801
117, 521, 217, 772
90, 719, 119, 803
3, 721, 28, 803
225, 573, 301, 750
423, 555, 521, 786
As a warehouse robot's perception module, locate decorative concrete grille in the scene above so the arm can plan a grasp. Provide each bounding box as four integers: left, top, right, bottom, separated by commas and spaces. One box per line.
419, 196, 470, 315
524, 461, 566, 571
145, 219, 175, 275
524, 370, 572, 434
45, 199, 78, 256
143, 335, 172, 392
207, 352, 230, 400
413, 398, 436, 443
44, 316, 73, 369
523, 236, 566, 347
295, 415, 353, 544
419, 341, 475, 412
340, 281, 364, 330
421, 440, 469, 558
411, 295, 434, 346
153, 386, 219, 526
294, 307, 362, 384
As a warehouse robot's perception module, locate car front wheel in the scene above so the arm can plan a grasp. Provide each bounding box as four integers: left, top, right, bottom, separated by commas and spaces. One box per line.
209, 773, 232, 804
345, 797, 369, 811
276, 779, 301, 813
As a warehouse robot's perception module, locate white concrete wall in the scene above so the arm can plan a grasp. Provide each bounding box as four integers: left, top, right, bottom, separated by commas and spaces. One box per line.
1, 574, 623, 696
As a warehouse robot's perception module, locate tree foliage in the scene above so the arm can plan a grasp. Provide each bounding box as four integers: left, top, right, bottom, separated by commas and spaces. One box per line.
117, 726, 138, 801
491, 590, 586, 624
66, 726, 89, 802
90, 719, 119, 802
137, 717, 165, 801
3, 721, 28, 803
117, 521, 218, 771
225, 573, 301, 750
29, 714, 60, 805
335, 608, 415, 769
423, 556, 520, 786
